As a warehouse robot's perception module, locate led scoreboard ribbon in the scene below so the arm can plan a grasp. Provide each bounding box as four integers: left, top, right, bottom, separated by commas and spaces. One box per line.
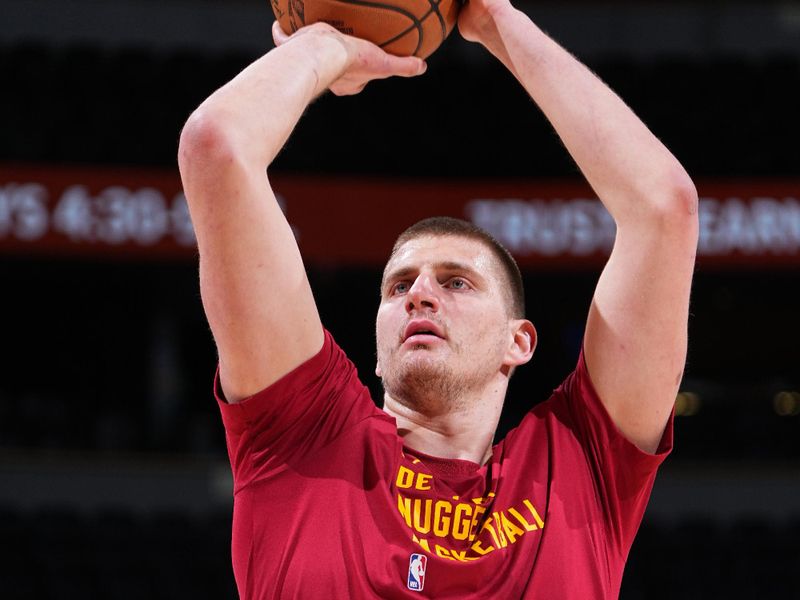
2, 164, 799, 267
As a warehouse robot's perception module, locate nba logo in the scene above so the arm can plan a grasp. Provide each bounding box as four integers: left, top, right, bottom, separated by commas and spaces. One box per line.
407, 553, 427, 591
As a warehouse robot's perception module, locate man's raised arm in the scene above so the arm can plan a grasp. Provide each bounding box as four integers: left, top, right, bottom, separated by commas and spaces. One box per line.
178, 23, 426, 403
460, 1, 699, 452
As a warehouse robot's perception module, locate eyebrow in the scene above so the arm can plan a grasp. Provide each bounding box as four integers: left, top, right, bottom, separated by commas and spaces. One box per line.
382, 261, 485, 289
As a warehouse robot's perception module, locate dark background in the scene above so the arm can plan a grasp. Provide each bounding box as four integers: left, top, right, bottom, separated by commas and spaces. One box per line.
1, 1, 798, 598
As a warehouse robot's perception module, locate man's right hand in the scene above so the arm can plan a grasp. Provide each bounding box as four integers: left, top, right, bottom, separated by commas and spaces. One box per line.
272, 21, 427, 96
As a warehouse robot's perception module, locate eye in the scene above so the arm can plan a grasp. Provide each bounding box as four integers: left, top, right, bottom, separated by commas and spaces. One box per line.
447, 277, 469, 290
391, 281, 410, 295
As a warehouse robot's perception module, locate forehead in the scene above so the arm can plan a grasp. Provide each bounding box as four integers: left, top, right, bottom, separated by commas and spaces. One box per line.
383, 234, 500, 278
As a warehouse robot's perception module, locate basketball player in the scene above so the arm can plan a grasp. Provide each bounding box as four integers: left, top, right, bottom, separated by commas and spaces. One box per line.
178, 0, 698, 597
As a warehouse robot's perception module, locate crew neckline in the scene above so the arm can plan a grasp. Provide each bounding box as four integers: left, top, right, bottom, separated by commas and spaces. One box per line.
402, 445, 489, 477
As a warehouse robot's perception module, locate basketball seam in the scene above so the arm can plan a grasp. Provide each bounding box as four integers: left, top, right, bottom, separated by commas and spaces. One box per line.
331, 0, 424, 56
381, 1, 445, 54
428, 0, 447, 43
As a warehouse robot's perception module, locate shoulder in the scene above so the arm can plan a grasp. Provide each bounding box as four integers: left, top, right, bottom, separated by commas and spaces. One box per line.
503, 350, 673, 462
218, 329, 383, 444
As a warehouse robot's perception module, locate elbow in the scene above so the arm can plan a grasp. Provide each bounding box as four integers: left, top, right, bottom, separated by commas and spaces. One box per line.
647, 167, 700, 237
669, 168, 699, 221
178, 108, 239, 177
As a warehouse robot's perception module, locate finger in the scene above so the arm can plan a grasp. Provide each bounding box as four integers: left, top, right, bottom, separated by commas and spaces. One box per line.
403, 58, 428, 77
382, 55, 427, 78
331, 81, 367, 97
358, 53, 426, 84
272, 20, 291, 46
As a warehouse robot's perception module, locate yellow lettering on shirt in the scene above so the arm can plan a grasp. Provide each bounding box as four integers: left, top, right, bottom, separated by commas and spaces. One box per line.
452, 503, 472, 540
404, 498, 547, 560
491, 512, 508, 547
395, 462, 547, 562
481, 517, 502, 548
500, 511, 525, 544
435, 544, 453, 560
508, 507, 538, 532
396, 466, 415, 489
449, 548, 479, 562
413, 499, 432, 534
469, 504, 487, 541
523, 499, 546, 528
433, 500, 452, 537
470, 539, 495, 555
397, 494, 412, 527
416, 473, 433, 491
412, 534, 431, 553
397, 466, 435, 491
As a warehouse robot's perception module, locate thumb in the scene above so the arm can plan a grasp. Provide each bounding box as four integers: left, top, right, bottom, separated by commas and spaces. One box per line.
272, 20, 291, 47
387, 56, 428, 78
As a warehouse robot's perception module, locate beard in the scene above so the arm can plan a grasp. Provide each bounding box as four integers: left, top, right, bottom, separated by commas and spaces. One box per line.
383, 351, 467, 416
380, 338, 503, 417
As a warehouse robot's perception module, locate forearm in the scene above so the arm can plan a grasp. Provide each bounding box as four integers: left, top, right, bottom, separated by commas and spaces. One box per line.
175, 28, 350, 402
469, 7, 699, 451
181, 27, 350, 168
479, 5, 696, 222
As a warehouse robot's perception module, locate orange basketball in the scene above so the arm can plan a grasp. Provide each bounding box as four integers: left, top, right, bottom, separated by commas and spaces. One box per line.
271, 0, 461, 58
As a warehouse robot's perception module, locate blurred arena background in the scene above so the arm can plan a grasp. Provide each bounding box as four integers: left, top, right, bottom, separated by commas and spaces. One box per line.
1, 0, 799, 597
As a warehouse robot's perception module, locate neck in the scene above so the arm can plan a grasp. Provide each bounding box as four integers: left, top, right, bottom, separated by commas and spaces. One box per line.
382, 384, 506, 465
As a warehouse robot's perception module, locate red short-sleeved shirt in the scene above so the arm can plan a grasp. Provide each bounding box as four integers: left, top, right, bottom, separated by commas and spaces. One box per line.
216, 330, 672, 599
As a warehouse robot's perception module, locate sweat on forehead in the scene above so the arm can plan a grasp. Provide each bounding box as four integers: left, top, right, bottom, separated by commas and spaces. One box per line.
384, 217, 526, 318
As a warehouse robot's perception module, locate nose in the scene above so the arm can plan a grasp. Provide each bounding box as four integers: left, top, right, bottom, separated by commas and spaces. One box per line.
405, 272, 439, 314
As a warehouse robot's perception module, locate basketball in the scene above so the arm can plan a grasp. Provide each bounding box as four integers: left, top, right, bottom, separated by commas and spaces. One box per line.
271, 0, 461, 58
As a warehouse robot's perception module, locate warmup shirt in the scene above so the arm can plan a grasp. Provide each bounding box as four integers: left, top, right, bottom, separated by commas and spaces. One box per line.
216, 330, 672, 599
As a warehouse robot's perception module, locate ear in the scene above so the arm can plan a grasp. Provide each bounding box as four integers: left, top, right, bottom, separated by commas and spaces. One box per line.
504, 319, 537, 367
375, 362, 383, 378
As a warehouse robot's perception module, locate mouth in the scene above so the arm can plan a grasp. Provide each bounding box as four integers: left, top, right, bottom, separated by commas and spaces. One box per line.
403, 319, 446, 344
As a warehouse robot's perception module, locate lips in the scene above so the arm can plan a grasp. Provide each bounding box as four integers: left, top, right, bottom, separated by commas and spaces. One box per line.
403, 319, 446, 342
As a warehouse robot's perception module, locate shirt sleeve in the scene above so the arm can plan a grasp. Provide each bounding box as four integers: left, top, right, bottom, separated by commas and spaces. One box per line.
214, 329, 382, 491
551, 348, 673, 552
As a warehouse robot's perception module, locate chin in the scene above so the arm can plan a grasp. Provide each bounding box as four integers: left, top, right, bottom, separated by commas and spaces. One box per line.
383, 356, 463, 411
400, 350, 448, 375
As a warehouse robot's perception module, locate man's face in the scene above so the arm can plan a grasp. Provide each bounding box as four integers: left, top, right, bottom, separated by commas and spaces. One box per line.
375, 234, 514, 412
